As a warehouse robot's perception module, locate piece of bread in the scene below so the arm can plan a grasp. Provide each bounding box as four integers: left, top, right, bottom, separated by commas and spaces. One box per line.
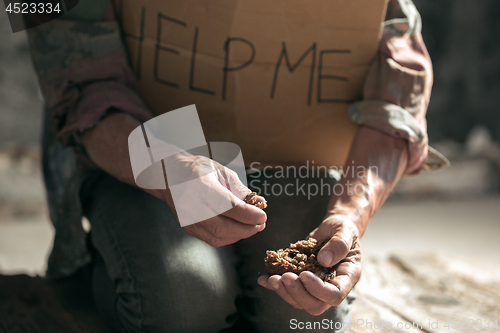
243, 192, 267, 209
264, 238, 336, 282
244, 193, 335, 281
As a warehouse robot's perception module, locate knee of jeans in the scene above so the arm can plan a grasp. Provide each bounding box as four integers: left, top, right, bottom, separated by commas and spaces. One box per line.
113, 248, 239, 332
114, 277, 237, 333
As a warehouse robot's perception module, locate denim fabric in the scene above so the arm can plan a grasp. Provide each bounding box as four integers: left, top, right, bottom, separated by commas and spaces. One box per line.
83, 171, 355, 333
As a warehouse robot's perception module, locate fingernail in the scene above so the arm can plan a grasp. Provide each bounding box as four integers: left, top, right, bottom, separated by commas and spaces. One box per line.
319, 251, 332, 266
270, 281, 279, 290
258, 223, 266, 232
282, 278, 292, 287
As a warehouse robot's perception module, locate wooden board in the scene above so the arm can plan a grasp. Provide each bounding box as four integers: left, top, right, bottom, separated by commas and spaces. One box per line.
349, 253, 500, 333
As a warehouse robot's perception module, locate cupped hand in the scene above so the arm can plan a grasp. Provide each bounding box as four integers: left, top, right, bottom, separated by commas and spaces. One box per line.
257, 215, 361, 315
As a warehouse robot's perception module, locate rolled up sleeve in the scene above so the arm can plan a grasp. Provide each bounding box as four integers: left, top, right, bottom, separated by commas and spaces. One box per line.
27, 17, 153, 146
348, 0, 433, 175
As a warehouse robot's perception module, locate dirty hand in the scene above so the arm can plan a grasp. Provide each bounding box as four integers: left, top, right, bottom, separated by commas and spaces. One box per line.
80, 112, 267, 247
165, 153, 267, 247
257, 215, 361, 315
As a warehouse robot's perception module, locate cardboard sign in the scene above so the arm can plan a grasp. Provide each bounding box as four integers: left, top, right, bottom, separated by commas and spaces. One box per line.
113, 0, 387, 167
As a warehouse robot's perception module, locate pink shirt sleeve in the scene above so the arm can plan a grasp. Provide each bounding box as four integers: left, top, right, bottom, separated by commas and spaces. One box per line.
27, 2, 153, 146
348, 0, 433, 175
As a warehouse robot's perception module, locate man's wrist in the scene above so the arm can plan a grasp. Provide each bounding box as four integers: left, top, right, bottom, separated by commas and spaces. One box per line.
324, 207, 366, 238
325, 177, 375, 236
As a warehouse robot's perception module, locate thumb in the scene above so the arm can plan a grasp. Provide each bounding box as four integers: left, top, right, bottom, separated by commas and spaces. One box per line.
313, 221, 358, 268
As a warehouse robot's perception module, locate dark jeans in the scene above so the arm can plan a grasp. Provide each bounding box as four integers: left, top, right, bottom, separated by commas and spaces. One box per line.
83, 171, 355, 333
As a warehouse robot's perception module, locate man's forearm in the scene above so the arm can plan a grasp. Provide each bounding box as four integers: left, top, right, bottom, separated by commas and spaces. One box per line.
327, 125, 409, 236
79, 112, 171, 204
81, 113, 409, 236
79, 112, 267, 245
80, 112, 139, 184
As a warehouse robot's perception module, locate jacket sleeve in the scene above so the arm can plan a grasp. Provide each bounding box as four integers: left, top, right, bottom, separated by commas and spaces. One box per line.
27, 1, 153, 146
348, 0, 433, 175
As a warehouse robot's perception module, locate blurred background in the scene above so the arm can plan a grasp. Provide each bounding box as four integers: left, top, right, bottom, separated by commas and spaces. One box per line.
0, 1, 499, 277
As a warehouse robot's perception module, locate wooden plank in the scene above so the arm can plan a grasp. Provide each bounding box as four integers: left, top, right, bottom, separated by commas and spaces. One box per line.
348, 295, 423, 333
350, 254, 500, 333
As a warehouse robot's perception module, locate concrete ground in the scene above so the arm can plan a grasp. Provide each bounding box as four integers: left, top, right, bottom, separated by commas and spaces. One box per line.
362, 196, 500, 269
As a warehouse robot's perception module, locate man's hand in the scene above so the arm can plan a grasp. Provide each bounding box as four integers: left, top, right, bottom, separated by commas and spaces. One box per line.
80, 113, 267, 248
257, 215, 360, 315
175, 154, 267, 247
256, 127, 409, 315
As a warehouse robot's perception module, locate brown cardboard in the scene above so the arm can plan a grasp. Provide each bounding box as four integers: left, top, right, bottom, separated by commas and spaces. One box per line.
113, 0, 387, 167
